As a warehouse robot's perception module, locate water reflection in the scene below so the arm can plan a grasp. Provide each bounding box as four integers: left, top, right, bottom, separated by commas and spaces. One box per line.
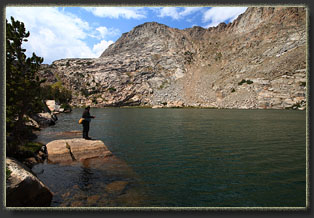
78, 167, 94, 191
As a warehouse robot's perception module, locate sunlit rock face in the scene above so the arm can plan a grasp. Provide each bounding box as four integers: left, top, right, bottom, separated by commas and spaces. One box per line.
38, 7, 306, 110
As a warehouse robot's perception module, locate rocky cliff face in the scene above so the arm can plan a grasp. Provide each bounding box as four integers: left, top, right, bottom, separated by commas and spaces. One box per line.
39, 7, 307, 109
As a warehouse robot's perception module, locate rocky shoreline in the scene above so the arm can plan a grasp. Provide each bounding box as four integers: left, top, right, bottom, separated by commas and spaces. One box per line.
6, 136, 116, 207
6, 99, 142, 207
6, 100, 70, 207
6, 136, 138, 207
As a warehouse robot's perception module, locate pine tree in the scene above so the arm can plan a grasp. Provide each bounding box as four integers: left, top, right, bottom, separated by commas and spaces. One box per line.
6, 17, 44, 146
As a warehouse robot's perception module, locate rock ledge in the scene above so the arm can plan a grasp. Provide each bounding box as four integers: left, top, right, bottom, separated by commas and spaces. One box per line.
46, 138, 112, 164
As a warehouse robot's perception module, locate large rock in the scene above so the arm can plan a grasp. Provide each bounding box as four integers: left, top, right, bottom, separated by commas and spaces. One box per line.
31, 112, 57, 127
6, 157, 53, 207
166, 101, 184, 108
45, 100, 61, 113
24, 115, 40, 129
46, 139, 112, 164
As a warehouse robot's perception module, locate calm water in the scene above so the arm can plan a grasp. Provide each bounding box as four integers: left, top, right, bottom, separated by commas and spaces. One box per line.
34, 108, 306, 207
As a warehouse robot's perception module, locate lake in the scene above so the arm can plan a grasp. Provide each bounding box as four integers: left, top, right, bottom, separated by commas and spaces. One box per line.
33, 108, 307, 207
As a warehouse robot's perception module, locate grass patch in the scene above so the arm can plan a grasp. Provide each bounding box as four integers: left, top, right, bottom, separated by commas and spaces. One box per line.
20, 142, 44, 154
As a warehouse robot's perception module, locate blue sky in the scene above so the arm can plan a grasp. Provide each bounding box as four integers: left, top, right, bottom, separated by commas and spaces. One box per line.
6, 7, 247, 64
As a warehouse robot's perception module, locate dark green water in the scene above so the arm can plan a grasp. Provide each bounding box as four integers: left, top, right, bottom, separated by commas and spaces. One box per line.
34, 108, 306, 207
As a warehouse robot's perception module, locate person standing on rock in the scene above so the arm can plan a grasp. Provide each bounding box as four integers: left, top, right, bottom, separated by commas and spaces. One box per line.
82, 106, 95, 140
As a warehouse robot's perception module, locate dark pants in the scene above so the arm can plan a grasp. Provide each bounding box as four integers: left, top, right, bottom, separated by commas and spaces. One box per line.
82, 121, 90, 139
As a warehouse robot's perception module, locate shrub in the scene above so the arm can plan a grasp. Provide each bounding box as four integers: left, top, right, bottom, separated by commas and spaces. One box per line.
20, 142, 44, 154
158, 81, 168, 90
61, 103, 72, 111
238, 79, 253, 85
92, 97, 98, 104
80, 88, 89, 97
238, 79, 246, 85
215, 52, 222, 61
108, 87, 116, 93
40, 83, 72, 105
246, 80, 253, 84
184, 51, 194, 64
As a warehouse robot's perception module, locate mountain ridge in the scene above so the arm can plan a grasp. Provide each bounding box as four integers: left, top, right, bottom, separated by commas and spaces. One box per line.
39, 6, 307, 109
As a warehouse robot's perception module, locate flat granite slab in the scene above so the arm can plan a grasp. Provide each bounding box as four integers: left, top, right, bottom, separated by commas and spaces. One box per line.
46, 138, 112, 164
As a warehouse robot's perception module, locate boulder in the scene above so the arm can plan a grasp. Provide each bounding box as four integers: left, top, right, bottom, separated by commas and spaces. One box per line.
46, 139, 112, 164
6, 157, 53, 207
152, 105, 163, 109
45, 100, 61, 113
31, 112, 57, 127
105, 181, 129, 196
167, 101, 184, 108
283, 98, 295, 108
24, 115, 40, 129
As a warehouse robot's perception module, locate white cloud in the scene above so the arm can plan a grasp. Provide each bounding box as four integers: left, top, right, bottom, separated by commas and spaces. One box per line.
157, 7, 181, 20
83, 7, 146, 19
202, 7, 247, 28
92, 40, 114, 57
156, 7, 203, 20
94, 26, 120, 39
6, 7, 116, 64
96, 26, 109, 38
180, 7, 203, 17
